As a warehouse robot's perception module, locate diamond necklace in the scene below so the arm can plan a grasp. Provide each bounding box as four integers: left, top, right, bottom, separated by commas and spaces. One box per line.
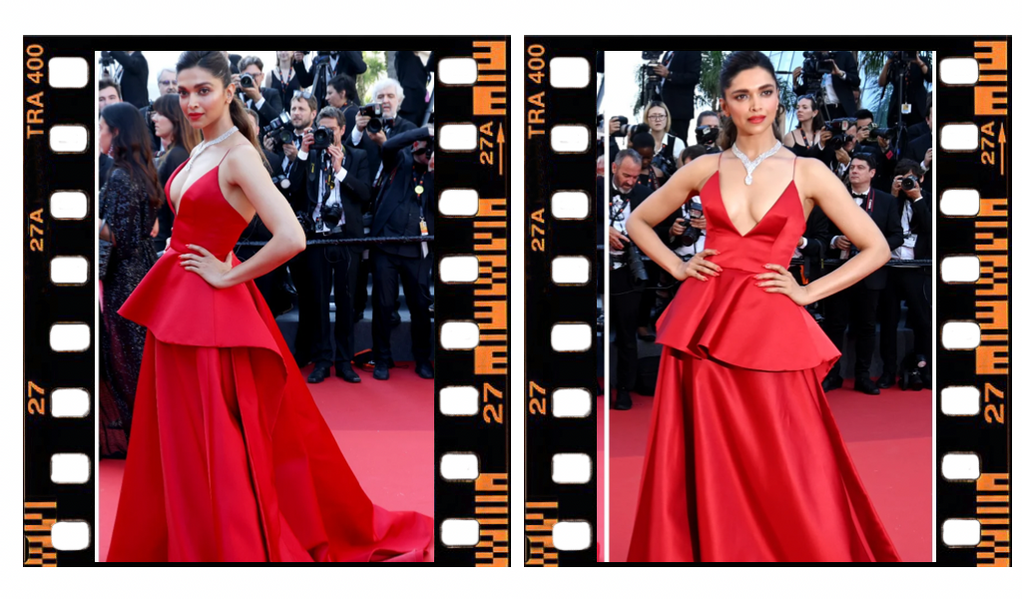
732, 139, 783, 185
185, 125, 239, 171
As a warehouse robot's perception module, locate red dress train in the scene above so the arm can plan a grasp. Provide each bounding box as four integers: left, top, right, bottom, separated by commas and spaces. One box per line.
626, 157, 901, 562
107, 148, 432, 562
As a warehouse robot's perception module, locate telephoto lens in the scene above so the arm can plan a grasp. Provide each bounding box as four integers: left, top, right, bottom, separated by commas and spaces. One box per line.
625, 244, 649, 283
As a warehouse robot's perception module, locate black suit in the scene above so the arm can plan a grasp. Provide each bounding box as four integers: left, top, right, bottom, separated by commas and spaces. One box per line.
884, 56, 932, 128
794, 51, 860, 120
352, 115, 417, 190
604, 178, 657, 392
244, 88, 284, 136
907, 121, 930, 140
821, 188, 902, 379
371, 127, 435, 366
793, 205, 830, 284
294, 143, 371, 368
395, 51, 435, 127
659, 51, 701, 142
879, 192, 932, 377
108, 51, 149, 108
907, 132, 933, 194
295, 52, 367, 110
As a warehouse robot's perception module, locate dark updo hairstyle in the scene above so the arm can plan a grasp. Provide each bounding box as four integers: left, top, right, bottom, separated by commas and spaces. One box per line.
795, 94, 825, 133
174, 51, 270, 170
717, 51, 784, 150
153, 93, 201, 161
100, 102, 163, 213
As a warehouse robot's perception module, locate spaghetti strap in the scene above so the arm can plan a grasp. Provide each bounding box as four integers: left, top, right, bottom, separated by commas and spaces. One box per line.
217, 143, 246, 166
717, 151, 724, 170
792, 155, 798, 179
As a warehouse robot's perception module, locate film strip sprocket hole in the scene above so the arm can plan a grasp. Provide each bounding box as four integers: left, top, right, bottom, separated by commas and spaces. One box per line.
23, 37, 510, 566
525, 40, 599, 566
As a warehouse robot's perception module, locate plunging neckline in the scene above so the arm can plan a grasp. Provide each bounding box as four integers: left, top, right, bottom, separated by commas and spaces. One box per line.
700, 170, 797, 239
168, 155, 251, 226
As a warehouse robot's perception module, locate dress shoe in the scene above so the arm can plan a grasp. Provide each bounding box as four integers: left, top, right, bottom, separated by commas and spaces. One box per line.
415, 361, 435, 379
876, 372, 896, 389
612, 389, 632, 411
373, 362, 390, 381
336, 362, 361, 383
307, 364, 330, 384
822, 373, 843, 393
854, 375, 880, 395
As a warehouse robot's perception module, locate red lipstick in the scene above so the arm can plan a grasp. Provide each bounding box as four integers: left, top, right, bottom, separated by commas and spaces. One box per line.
188, 113, 203, 121
748, 115, 766, 124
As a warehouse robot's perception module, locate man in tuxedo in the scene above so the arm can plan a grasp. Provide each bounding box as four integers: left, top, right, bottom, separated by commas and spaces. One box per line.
107, 51, 149, 108
820, 153, 903, 394
350, 78, 418, 190
233, 56, 284, 139
606, 149, 660, 411
849, 109, 897, 190
395, 51, 435, 126
292, 106, 371, 385
877, 160, 933, 391
905, 97, 933, 194
293, 51, 367, 113
793, 51, 860, 121
370, 126, 435, 381
652, 51, 701, 143
879, 52, 932, 128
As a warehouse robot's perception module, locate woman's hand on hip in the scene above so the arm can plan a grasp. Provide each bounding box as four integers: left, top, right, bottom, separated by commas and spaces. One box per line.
179, 244, 233, 289
755, 263, 811, 306
676, 248, 721, 282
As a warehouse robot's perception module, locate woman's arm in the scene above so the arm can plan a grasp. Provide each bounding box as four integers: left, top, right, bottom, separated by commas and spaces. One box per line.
797, 158, 891, 304
782, 130, 796, 147
180, 144, 306, 289
625, 153, 716, 279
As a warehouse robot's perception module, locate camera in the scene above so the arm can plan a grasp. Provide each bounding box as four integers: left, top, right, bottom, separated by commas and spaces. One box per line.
263, 113, 295, 145
823, 118, 854, 149
271, 173, 291, 190
680, 200, 703, 247
641, 51, 662, 61
696, 125, 720, 147
651, 152, 676, 179
359, 103, 392, 134
867, 124, 898, 143
413, 137, 434, 161
310, 125, 333, 150
802, 51, 836, 77
99, 51, 114, 67
239, 72, 256, 89
900, 174, 919, 192
608, 116, 630, 137
320, 201, 344, 229
888, 51, 919, 63
624, 244, 649, 283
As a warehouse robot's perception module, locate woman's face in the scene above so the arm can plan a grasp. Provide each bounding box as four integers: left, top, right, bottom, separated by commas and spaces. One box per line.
177, 67, 232, 130
152, 110, 174, 140
99, 117, 114, 155
278, 51, 293, 65
720, 67, 779, 138
795, 98, 817, 124
647, 107, 668, 133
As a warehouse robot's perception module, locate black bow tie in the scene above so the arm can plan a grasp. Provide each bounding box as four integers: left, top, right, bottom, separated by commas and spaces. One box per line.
852, 192, 869, 199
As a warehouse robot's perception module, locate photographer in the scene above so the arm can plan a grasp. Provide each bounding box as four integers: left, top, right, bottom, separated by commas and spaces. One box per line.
325, 74, 360, 135
850, 109, 897, 189
605, 149, 653, 411
639, 102, 684, 172
351, 78, 417, 188
651, 51, 701, 142
820, 153, 903, 394
793, 51, 859, 120
906, 96, 933, 194
629, 125, 666, 190
669, 145, 708, 265
293, 51, 367, 111
395, 51, 435, 126
102, 51, 150, 108
233, 56, 284, 137
693, 110, 722, 153
878, 159, 933, 391
817, 118, 859, 178
293, 106, 372, 385
879, 52, 931, 128
370, 125, 436, 382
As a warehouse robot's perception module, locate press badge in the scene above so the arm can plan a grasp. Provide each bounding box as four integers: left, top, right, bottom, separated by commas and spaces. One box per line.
902, 103, 912, 114
420, 217, 429, 258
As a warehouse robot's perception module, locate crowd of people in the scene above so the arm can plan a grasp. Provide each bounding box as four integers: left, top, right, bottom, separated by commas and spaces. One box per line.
603, 50, 934, 411
97, 50, 436, 457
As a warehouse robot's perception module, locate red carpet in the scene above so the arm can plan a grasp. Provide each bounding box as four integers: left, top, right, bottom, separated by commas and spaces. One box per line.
600, 379, 932, 563
99, 361, 434, 562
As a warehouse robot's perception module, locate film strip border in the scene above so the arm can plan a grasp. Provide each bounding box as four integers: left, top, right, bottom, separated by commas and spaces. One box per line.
22, 37, 511, 566
433, 39, 511, 566
524, 39, 599, 565
24, 39, 97, 565
935, 38, 1010, 566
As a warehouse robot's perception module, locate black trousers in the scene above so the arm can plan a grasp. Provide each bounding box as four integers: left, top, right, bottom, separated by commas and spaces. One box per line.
371, 249, 433, 364
637, 261, 666, 329
821, 280, 881, 378
308, 234, 360, 367
287, 248, 315, 367
354, 250, 371, 317
669, 117, 691, 147
610, 265, 641, 391
819, 103, 847, 121
879, 266, 932, 375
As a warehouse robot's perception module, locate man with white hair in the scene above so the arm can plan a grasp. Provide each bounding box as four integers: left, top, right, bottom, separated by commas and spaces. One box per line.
350, 77, 417, 187
156, 68, 177, 96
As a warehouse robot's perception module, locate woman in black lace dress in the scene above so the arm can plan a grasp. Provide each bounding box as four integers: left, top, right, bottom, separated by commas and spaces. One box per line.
98, 102, 162, 455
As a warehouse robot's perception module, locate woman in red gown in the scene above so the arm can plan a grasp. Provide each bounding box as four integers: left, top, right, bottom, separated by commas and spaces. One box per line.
107, 51, 432, 562
624, 51, 901, 562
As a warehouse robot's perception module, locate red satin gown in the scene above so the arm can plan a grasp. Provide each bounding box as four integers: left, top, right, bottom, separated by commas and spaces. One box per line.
626, 154, 901, 562
107, 145, 433, 562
